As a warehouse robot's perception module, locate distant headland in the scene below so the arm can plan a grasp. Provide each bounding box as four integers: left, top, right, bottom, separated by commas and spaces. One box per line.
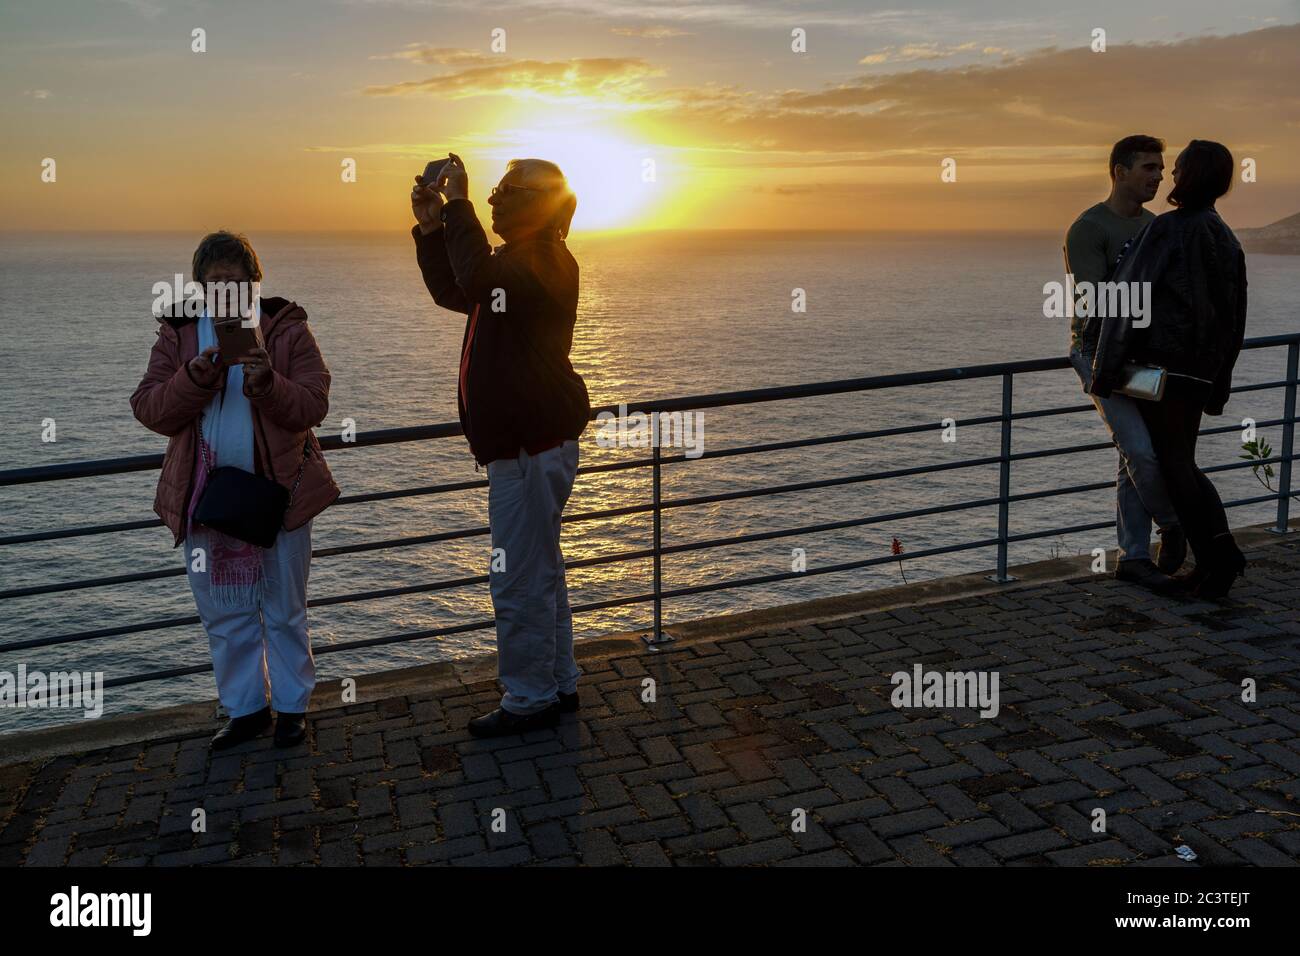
1237, 211, 1300, 255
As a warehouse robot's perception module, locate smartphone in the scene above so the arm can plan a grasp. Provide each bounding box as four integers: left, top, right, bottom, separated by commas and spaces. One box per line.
420, 158, 451, 188
214, 317, 264, 365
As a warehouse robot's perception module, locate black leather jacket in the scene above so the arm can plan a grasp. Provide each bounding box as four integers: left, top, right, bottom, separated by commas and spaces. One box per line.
1090, 207, 1247, 416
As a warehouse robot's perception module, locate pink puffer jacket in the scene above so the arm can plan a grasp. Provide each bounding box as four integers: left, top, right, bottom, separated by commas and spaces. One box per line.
130, 297, 340, 546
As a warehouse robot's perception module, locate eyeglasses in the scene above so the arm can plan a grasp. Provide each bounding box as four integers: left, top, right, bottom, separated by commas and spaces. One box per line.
490, 182, 547, 199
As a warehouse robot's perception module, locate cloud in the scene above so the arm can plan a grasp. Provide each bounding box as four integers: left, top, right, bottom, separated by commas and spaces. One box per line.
362, 56, 665, 102
23, 89, 53, 99
610, 25, 692, 39
353, 25, 1300, 200
650, 24, 1300, 163
859, 41, 1017, 65
860, 42, 969, 65
370, 45, 493, 66
345, 0, 930, 33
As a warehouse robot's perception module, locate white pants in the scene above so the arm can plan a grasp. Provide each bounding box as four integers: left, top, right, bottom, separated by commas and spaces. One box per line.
184, 520, 316, 717
487, 441, 580, 715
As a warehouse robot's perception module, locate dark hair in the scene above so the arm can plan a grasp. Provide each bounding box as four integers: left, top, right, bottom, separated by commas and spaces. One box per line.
1167, 139, 1234, 209
192, 231, 263, 284
1109, 134, 1165, 181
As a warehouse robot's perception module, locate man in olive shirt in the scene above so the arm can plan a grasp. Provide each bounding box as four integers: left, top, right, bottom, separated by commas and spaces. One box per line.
1064, 134, 1184, 590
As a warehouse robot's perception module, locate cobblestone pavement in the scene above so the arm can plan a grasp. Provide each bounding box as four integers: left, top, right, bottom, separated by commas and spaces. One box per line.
3, 538, 1299, 867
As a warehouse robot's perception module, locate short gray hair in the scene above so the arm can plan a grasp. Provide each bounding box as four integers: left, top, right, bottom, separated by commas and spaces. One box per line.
506, 158, 578, 239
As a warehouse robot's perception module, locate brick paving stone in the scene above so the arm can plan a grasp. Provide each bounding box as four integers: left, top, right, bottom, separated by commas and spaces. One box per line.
623, 840, 673, 866
926, 818, 1012, 848
715, 837, 799, 866
4, 534, 1299, 868
870, 807, 949, 839
889, 833, 956, 866
1230, 838, 1297, 866
986, 828, 1076, 860
1045, 839, 1136, 866
832, 822, 892, 864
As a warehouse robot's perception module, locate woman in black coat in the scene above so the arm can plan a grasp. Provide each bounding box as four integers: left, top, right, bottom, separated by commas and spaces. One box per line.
1089, 140, 1248, 598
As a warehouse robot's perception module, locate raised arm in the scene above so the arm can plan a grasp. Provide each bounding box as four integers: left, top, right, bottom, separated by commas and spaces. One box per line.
411, 174, 472, 315
413, 223, 473, 315
440, 198, 547, 307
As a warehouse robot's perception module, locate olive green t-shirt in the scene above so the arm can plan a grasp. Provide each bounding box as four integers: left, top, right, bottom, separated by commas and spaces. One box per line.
1063, 201, 1154, 350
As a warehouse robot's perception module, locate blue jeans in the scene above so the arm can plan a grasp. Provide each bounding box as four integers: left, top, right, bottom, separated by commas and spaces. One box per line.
486, 440, 581, 715
1069, 350, 1179, 561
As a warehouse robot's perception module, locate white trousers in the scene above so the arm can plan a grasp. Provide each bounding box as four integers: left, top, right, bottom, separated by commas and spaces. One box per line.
184, 520, 316, 717
487, 440, 581, 715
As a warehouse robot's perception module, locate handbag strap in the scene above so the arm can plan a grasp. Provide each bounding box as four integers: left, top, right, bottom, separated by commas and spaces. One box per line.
196, 405, 215, 475
252, 408, 311, 508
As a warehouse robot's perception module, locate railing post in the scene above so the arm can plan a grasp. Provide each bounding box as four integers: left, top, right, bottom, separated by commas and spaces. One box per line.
643, 425, 673, 647
987, 372, 1017, 583
1271, 340, 1298, 534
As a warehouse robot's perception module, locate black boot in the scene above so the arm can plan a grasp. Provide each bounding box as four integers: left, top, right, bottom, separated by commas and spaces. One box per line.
1193, 535, 1247, 599
1154, 525, 1187, 575
1114, 558, 1179, 593
210, 706, 272, 751
274, 712, 308, 748
558, 690, 580, 713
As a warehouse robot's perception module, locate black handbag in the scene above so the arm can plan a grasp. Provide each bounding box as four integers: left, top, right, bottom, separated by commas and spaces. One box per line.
193, 398, 310, 549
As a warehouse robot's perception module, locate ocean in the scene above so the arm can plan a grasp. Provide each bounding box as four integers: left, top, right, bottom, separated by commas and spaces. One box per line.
1, 229, 1296, 733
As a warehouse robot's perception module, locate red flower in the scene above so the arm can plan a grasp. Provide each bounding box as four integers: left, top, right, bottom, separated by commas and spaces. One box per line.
891, 536, 904, 556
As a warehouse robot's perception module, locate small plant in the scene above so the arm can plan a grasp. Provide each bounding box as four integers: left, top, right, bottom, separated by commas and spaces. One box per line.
1241, 438, 1276, 491
891, 536, 908, 584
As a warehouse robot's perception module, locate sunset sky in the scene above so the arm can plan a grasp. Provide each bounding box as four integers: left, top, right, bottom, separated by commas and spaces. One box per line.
2, 0, 1297, 233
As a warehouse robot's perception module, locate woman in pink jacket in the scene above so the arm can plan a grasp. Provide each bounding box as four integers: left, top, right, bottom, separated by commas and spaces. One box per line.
131, 232, 339, 750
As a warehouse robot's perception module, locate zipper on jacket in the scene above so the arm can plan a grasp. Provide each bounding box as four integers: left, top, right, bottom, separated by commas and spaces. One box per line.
178, 422, 198, 549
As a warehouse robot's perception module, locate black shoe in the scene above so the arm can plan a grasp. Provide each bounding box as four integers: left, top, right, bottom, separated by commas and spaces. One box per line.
468, 704, 561, 738
558, 690, 580, 713
274, 712, 308, 748
1154, 525, 1187, 575
1193, 536, 1247, 600
1114, 558, 1179, 593
210, 706, 271, 751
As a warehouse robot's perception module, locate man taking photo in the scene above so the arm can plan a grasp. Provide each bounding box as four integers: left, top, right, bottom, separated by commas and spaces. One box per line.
411, 153, 590, 738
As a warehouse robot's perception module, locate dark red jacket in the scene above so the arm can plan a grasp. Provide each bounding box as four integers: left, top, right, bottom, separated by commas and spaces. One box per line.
413, 199, 590, 465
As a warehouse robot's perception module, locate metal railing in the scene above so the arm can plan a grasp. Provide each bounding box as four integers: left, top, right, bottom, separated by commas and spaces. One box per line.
1, 333, 1296, 690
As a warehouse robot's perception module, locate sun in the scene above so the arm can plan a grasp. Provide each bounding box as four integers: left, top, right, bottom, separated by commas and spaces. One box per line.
480, 126, 666, 233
